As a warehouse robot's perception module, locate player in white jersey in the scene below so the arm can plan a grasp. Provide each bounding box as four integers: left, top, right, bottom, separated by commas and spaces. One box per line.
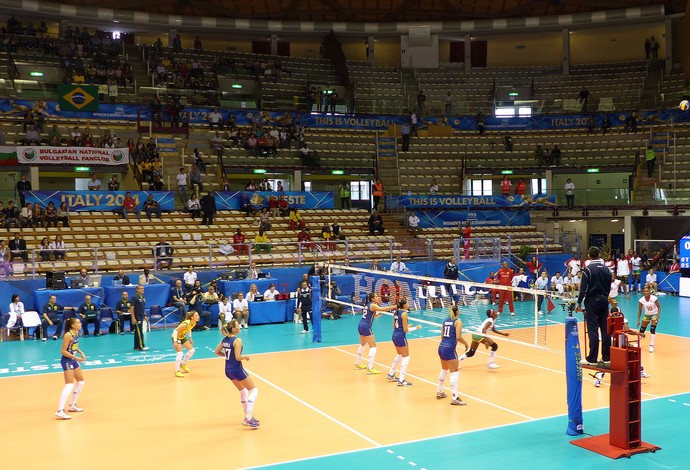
608, 273, 622, 305
629, 252, 642, 292
616, 256, 630, 295
461, 309, 509, 369
637, 286, 661, 352
550, 272, 565, 294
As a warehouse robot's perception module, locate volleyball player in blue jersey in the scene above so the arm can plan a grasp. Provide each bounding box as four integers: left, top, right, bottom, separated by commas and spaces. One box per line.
355, 292, 397, 375
437, 305, 469, 405
214, 320, 259, 428
387, 298, 420, 386
55, 318, 87, 420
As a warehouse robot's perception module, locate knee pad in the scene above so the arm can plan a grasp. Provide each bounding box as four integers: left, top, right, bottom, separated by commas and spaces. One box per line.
465, 349, 476, 358
650, 324, 657, 334
639, 325, 647, 334
491, 343, 498, 352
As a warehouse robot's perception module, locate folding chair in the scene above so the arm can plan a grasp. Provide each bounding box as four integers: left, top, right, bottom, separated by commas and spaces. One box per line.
99, 306, 117, 334
428, 285, 444, 308
19, 311, 42, 341
415, 286, 427, 310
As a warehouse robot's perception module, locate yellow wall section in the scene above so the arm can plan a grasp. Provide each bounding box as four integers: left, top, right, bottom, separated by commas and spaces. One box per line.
487, 32, 561, 67
570, 24, 665, 64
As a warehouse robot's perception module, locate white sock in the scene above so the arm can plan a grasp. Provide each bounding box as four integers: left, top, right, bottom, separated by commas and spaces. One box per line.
650, 334, 655, 346
368, 347, 377, 369
389, 354, 401, 376
438, 369, 448, 393
58, 383, 74, 411
450, 371, 459, 399
182, 348, 195, 364
489, 351, 496, 363
70, 380, 85, 407
240, 388, 248, 413
175, 351, 183, 371
399, 356, 410, 381
246, 387, 258, 419
355, 345, 365, 365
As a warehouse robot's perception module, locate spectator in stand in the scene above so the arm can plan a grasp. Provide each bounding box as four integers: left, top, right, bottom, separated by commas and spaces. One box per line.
461, 221, 471, 260
372, 178, 384, 212
646, 145, 656, 177
368, 211, 385, 236
408, 210, 421, 237
500, 176, 511, 196
9, 233, 28, 262
187, 193, 201, 220
176, 167, 188, 207
565, 178, 575, 209
401, 121, 411, 152
143, 194, 162, 221
410, 110, 418, 137
24, 125, 40, 145
38, 237, 51, 261
16, 174, 31, 207
245, 179, 257, 191
44, 201, 58, 227
254, 228, 271, 254
289, 207, 306, 230
189, 164, 204, 194
19, 203, 33, 228
298, 227, 316, 251
208, 108, 223, 130
200, 190, 217, 226
57, 202, 70, 227
551, 145, 561, 167
87, 173, 102, 191
504, 134, 513, 152
121, 191, 141, 221
429, 178, 439, 195
535, 144, 545, 167
601, 115, 611, 135
277, 196, 289, 217
48, 125, 62, 146
153, 237, 174, 269
221, 178, 231, 191
150, 175, 164, 191
514, 179, 527, 196
669, 259, 680, 273
417, 90, 426, 114
579, 87, 590, 113
334, 179, 350, 209
107, 175, 120, 191
50, 235, 66, 260
5, 200, 20, 229
233, 228, 248, 255
194, 36, 203, 51
193, 148, 207, 174
477, 111, 485, 136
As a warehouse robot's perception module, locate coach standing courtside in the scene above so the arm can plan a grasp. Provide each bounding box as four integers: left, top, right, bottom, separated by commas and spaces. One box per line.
576, 247, 611, 365
130, 285, 149, 351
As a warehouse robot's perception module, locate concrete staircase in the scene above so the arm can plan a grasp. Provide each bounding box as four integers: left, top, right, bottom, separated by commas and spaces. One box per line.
640, 60, 665, 109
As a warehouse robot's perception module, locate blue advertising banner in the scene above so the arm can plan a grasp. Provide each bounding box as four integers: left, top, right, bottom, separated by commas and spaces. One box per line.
3, 98, 689, 131
213, 191, 334, 210
26, 191, 175, 211
388, 194, 556, 209
416, 210, 530, 228
564, 317, 584, 436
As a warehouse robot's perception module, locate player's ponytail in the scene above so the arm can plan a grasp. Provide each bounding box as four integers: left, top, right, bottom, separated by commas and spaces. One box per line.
397, 298, 407, 309
450, 304, 459, 317
222, 320, 239, 335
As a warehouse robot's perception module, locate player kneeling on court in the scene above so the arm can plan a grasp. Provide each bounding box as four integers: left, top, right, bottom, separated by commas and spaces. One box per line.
461, 309, 508, 369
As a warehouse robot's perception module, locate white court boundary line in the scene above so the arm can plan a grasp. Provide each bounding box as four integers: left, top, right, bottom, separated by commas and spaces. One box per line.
332, 346, 535, 420
249, 369, 382, 447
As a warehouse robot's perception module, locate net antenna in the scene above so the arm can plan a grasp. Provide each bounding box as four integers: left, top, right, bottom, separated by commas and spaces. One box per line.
326, 263, 568, 351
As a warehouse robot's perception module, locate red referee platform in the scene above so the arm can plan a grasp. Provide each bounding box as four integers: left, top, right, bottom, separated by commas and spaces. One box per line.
572, 314, 661, 459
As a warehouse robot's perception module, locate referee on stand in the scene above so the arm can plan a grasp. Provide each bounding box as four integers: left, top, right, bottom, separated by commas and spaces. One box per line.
576, 246, 611, 365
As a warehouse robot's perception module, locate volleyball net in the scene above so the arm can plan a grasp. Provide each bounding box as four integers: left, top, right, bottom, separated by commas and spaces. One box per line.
324, 264, 575, 350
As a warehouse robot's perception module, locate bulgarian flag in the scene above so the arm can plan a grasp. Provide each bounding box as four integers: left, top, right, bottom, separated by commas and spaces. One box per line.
0, 146, 17, 166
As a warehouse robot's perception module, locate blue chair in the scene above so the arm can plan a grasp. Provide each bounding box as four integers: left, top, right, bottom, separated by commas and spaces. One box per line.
149, 305, 164, 329
99, 306, 117, 334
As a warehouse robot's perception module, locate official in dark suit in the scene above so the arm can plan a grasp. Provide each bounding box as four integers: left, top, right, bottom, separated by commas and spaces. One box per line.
577, 246, 612, 365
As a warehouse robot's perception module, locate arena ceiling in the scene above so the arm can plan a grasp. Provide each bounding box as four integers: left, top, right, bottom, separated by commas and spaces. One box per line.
55, 0, 686, 23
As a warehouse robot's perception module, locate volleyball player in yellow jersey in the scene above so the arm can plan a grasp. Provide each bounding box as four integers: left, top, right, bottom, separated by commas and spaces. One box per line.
172, 311, 200, 378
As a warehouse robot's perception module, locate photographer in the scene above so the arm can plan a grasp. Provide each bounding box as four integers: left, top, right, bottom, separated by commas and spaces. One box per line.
326, 280, 345, 320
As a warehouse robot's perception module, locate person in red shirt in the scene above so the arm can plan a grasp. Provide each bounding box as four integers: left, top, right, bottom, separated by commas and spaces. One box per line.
514, 178, 527, 196
277, 195, 289, 217
392, 280, 403, 305
122, 192, 141, 221
232, 228, 248, 255
297, 227, 315, 251
524, 256, 543, 276
379, 281, 391, 303
500, 176, 511, 196
460, 221, 471, 260
496, 261, 515, 315
485, 271, 499, 304
669, 259, 680, 273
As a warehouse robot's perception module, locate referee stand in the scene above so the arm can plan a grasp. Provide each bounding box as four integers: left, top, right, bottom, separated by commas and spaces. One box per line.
571, 312, 661, 459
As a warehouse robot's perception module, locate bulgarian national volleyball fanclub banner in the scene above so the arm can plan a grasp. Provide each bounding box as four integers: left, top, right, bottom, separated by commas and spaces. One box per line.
565, 317, 584, 436
16, 146, 130, 165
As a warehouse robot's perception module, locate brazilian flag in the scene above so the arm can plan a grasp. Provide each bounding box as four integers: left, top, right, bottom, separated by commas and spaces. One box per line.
58, 84, 99, 112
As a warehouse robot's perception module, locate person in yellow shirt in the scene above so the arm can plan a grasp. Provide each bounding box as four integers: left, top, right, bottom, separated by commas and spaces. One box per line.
254, 228, 271, 253
171, 311, 199, 378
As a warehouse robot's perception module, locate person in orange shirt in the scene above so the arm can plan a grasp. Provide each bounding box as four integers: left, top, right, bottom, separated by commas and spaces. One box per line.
515, 178, 527, 196
496, 261, 515, 315
500, 176, 511, 196
485, 271, 499, 304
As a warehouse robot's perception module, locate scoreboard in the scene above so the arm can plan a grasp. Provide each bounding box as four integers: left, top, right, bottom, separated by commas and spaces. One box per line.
681, 236, 690, 269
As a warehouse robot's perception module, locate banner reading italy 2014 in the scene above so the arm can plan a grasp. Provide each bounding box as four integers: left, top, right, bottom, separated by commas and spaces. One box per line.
16, 146, 129, 166
26, 191, 175, 212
